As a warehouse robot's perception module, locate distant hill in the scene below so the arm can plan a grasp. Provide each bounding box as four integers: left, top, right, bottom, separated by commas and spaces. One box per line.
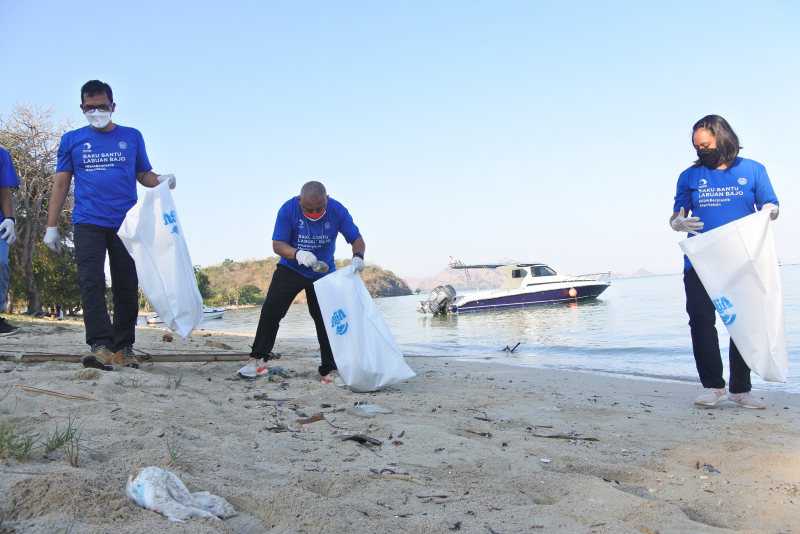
201, 257, 412, 305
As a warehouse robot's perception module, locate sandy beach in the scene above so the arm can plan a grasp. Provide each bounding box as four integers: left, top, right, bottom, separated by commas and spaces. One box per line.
1, 318, 798, 533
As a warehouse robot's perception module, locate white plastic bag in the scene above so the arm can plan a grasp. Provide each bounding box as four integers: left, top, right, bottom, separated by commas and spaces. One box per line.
680, 210, 788, 382
126, 466, 236, 522
314, 266, 416, 392
117, 182, 203, 338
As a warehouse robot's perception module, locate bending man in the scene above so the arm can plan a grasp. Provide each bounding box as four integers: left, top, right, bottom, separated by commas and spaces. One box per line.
241, 181, 365, 383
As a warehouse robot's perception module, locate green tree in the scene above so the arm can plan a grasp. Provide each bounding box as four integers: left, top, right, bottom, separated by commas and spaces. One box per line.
0, 107, 72, 313
194, 266, 213, 300
239, 284, 264, 305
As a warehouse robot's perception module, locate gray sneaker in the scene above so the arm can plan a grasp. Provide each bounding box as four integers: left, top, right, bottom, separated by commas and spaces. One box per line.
728, 392, 766, 410
694, 388, 726, 407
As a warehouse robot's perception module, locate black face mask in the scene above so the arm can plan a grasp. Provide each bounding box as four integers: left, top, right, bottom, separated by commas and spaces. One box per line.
697, 148, 723, 169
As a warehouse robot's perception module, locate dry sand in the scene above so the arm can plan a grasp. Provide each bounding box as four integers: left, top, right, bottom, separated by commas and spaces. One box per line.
1, 317, 799, 533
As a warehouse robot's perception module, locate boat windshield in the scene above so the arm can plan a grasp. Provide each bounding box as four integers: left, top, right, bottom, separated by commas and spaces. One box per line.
532, 266, 557, 277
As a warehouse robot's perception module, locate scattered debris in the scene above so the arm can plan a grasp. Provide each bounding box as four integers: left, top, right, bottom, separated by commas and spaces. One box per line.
296, 414, 325, 425
341, 434, 382, 447
702, 463, 720, 474
501, 342, 521, 353
127, 466, 236, 521
540, 458, 552, 464
268, 367, 292, 379
348, 402, 394, 418
465, 430, 492, 438
204, 340, 233, 350
528, 432, 599, 442
74, 369, 100, 380
264, 425, 291, 433
253, 394, 292, 402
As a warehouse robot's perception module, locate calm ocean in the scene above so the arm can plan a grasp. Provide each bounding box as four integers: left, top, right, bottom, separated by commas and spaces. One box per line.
200, 265, 800, 393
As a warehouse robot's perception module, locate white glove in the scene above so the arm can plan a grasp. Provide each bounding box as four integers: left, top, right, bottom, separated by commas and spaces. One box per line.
295, 250, 317, 268
670, 207, 704, 234
761, 202, 779, 221
43, 226, 61, 252
157, 174, 176, 189
0, 218, 15, 245
351, 256, 364, 273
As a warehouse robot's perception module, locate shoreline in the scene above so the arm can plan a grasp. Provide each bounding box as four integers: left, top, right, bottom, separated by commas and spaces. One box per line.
2, 316, 793, 396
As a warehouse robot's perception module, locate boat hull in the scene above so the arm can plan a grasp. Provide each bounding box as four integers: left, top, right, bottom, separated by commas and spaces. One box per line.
452, 283, 609, 313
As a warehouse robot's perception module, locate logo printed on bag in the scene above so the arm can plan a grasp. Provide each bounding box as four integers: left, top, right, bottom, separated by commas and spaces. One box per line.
162, 210, 180, 235
331, 309, 349, 335
713, 296, 737, 326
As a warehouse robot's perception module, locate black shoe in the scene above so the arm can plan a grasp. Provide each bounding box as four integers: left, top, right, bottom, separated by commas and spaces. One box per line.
0, 318, 18, 337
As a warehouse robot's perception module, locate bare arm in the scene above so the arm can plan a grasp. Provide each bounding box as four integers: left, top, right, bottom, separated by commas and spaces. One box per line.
46, 172, 73, 227
0, 188, 12, 219
136, 170, 161, 188
351, 236, 365, 258
273, 240, 298, 261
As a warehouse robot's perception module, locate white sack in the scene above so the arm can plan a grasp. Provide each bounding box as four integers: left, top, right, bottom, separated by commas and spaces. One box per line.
117, 182, 203, 338
314, 266, 416, 392
680, 210, 788, 382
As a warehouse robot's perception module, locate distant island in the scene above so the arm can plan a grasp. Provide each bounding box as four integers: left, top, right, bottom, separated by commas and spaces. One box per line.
199, 257, 412, 306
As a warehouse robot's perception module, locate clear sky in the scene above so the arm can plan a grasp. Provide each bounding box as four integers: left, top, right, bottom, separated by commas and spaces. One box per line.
2, 1, 798, 279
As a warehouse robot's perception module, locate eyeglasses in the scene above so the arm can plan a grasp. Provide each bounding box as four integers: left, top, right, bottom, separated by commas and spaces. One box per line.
82, 104, 112, 112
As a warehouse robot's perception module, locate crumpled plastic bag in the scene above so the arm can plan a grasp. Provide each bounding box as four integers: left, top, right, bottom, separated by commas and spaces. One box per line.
126, 466, 236, 522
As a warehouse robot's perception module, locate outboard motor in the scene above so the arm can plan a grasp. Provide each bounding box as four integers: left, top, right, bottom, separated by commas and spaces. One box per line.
417, 285, 457, 315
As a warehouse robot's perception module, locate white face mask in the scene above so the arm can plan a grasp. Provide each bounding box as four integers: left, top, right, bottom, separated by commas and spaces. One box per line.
84, 109, 112, 129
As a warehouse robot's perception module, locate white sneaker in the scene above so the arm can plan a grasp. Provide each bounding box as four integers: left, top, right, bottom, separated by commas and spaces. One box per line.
694, 388, 726, 407
238, 359, 269, 379
728, 392, 766, 410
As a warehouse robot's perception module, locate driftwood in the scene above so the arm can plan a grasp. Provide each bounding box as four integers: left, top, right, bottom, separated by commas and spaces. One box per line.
14, 384, 95, 401
14, 353, 251, 364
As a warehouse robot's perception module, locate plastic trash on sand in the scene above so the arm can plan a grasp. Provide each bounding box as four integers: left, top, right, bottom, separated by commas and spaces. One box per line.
680, 210, 788, 382
314, 266, 416, 392
126, 466, 236, 522
117, 182, 203, 338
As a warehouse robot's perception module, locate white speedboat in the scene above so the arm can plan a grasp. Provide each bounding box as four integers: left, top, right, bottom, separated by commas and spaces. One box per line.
418, 263, 610, 315
146, 306, 226, 324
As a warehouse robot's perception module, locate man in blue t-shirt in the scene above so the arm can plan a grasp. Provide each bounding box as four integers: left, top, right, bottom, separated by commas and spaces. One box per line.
670, 115, 779, 410
0, 146, 20, 336
241, 181, 366, 382
44, 80, 177, 370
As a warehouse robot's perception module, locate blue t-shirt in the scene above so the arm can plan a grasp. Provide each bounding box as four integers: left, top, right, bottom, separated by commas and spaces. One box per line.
273, 196, 361, 280
56, 125, 152, 228
0, 146, 20, 223
673, 157, 779, 270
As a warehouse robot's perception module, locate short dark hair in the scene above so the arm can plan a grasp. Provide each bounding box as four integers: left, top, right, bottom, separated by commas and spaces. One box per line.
81, 80, 113, 103
692, 114, 741, 167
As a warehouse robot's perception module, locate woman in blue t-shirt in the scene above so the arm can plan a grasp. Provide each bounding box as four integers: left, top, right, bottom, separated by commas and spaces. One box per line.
669, 115, 779, 410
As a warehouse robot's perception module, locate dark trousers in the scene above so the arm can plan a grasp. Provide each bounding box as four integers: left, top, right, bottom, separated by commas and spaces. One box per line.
251, 265, 336, 376
74, 224, 138, 351
684, 268, 751, 393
